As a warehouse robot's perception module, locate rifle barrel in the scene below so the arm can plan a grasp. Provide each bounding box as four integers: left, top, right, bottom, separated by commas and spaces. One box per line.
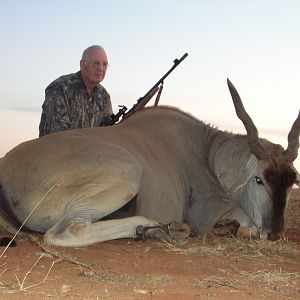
109, 53, 188, 125
141, 53, 188, 101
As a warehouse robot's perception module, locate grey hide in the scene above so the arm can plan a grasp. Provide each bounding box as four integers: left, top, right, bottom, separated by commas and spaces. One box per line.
0, 80, 299, 247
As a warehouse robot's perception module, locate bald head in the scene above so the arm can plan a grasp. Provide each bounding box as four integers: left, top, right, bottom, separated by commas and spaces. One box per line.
80, 45, 109, 93
81, 45, 106, 60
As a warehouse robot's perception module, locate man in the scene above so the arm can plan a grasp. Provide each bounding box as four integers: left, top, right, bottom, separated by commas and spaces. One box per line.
39, 45, 113, 137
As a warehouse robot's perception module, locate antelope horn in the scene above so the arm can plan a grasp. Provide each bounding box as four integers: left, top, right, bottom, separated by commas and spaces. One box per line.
227, 78, 269, 160
281, 110, 300, 163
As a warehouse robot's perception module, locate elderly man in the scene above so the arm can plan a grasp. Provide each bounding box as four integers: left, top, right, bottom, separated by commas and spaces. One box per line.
39, 45, 113, 137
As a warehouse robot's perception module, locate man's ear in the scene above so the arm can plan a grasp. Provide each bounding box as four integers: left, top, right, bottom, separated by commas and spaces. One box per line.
79, 59, 85, 71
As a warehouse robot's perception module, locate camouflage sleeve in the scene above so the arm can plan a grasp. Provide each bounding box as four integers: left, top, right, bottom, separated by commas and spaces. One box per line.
39, 86, 71, 136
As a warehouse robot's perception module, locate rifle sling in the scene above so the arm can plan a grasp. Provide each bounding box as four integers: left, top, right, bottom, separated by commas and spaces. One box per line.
154, 84, 164, 107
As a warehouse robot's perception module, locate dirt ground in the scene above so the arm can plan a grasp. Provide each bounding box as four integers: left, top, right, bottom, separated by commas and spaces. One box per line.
0, 190, 299, 300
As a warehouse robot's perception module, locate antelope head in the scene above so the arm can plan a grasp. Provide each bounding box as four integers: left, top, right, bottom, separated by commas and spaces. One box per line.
227, 79, 300, 240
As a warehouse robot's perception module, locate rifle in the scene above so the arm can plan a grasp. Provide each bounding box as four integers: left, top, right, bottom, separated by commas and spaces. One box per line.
107, 52, 188, 125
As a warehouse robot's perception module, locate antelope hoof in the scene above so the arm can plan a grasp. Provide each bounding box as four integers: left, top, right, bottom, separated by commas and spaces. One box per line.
135, 222, 191, 243
135, 225, 172, 243
167, 222, 191, 240
235, 226, 260, 239
212, 219, 240, 238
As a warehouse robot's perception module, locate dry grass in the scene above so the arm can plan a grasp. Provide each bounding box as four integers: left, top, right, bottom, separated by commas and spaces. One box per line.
157, 234, 299, 259
241, 269, 300, 284
0, 189, 299, 298
159, 189, 300, 259
193, 269, 300, 294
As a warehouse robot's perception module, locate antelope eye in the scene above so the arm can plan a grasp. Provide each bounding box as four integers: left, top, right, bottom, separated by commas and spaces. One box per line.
255, 176, 263, 185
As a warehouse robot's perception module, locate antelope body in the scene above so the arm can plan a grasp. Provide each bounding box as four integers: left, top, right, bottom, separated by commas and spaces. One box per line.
0, 80, 299, 247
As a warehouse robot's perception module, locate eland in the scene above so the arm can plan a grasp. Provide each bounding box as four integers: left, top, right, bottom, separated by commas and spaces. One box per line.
0, 79, 299, 247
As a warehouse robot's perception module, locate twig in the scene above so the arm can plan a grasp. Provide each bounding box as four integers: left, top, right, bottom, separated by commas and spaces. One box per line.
0, 262, 7, 277
21, 259, 62, 291
197, 275, 238, 289
37, 241, 107, 280
16, 253, 44, 290
14, 252, 62, 291
0, 267, 17, 278
207, 280, 238, 289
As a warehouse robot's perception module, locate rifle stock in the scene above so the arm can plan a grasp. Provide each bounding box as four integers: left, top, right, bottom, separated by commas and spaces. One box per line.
124, 86, 159, 119
108, 52, 188, 125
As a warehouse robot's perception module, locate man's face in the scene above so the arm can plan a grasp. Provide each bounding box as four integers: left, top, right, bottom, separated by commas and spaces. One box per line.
80, 48, 108, 86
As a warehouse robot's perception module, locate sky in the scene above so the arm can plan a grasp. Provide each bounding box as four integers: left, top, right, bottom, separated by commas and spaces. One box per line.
0, 0, 299, 171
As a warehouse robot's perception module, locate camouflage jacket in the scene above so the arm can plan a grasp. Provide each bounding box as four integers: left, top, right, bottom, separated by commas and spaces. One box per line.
39, 71, 112, 137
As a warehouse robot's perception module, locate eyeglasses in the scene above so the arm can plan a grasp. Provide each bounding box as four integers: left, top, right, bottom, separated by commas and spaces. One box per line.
85, 60, 109, 69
